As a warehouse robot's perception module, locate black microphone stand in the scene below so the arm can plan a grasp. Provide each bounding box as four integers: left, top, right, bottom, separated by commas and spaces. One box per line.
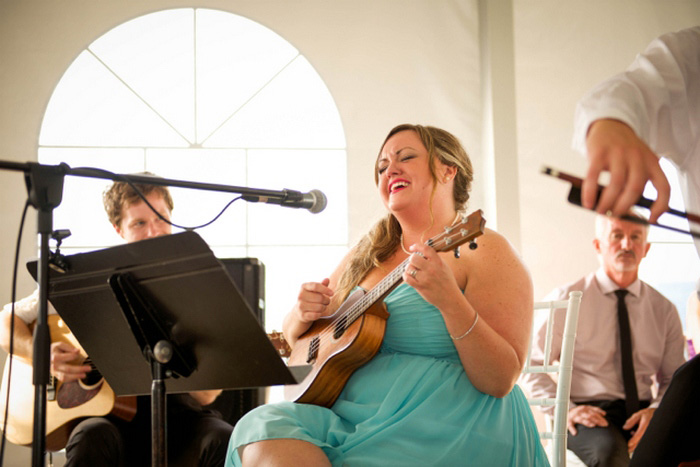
0, 159, 320, 467
23, 163, 66, 467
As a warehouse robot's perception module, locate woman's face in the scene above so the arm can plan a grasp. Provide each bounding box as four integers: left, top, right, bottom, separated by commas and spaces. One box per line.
377, 130, 441, 214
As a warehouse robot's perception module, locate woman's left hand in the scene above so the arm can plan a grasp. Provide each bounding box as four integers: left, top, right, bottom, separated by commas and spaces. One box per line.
402, 243, 461, 308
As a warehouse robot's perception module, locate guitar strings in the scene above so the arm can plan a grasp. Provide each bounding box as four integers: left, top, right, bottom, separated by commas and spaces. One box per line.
307, 217, 475, 354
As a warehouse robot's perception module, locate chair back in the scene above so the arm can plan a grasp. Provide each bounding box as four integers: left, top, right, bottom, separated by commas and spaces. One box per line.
522, 290, 582, 467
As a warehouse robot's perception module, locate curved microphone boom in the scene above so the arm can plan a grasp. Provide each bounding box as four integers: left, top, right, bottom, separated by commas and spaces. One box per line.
242, 189, 327, 214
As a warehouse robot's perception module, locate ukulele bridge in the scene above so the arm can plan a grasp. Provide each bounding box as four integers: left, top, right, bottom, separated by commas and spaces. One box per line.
307, 336, 320, 363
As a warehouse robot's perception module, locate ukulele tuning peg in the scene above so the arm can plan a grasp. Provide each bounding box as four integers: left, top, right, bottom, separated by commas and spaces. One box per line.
453, 247, 460, 259
469, 239, 478, 250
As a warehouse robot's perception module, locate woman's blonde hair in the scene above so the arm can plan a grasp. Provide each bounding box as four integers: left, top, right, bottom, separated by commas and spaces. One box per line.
334, 124, 473, 302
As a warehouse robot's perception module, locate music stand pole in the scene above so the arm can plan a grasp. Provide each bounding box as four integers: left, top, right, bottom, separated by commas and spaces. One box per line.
150, 343, 171, 467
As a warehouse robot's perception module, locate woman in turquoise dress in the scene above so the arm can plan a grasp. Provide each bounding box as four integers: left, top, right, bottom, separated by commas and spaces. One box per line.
226, 124, 549, 466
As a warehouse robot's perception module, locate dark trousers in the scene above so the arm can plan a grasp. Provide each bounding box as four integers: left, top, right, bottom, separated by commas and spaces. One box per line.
64, 395, 234, 467
629, 356, 700, 467
567, 399, 650, 467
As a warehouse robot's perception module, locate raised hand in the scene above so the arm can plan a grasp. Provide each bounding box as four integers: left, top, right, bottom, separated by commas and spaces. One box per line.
286, 278, 335, 343
583, 118, 670, 223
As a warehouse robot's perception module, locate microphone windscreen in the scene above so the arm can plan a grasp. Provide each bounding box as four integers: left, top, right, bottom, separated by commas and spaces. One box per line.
309, 189, 327, 214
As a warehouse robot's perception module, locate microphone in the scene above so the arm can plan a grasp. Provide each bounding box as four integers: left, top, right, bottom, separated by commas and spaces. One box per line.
242, 189, 327, 214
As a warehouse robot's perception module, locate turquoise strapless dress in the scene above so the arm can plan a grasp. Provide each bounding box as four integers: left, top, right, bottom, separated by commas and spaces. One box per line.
226, 284, 549, 466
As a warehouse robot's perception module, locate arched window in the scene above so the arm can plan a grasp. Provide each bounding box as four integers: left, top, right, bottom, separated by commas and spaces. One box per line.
38, 8, 348, 332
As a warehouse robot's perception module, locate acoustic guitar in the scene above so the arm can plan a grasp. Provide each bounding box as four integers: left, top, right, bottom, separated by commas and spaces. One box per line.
0, 314, 137, 451
284, 210, 486, 407
0, 321, 292, 451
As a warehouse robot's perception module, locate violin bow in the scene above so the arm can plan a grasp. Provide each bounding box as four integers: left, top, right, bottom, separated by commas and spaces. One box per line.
542, 166, 700, 239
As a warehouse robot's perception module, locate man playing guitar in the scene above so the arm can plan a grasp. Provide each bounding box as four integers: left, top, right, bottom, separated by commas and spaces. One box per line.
0, 175, 233, 466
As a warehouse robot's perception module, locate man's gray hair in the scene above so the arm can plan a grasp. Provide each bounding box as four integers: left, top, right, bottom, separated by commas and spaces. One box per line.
594, 211, 649, 240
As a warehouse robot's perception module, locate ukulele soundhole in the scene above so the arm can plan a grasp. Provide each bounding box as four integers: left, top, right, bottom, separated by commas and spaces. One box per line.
307, 336, 320, 363
333, 315, 348, 339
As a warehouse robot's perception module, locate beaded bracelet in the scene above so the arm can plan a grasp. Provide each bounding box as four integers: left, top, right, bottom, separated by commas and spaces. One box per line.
450, 311, 479, 340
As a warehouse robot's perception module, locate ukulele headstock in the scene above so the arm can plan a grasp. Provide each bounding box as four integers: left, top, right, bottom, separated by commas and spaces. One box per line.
430, 209, 486, 256
268, 331, 292, 358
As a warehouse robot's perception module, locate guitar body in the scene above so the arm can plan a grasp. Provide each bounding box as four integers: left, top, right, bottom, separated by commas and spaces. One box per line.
284, 289, 390, 407
0, 315, 137, 451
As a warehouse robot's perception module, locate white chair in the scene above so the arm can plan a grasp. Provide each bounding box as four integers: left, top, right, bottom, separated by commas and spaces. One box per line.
522, 290, 582, 467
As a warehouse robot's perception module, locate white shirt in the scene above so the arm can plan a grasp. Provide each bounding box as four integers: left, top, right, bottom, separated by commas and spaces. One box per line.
521, 268, 686, 413
572, 26, 700, 254
2, 288, 57, 325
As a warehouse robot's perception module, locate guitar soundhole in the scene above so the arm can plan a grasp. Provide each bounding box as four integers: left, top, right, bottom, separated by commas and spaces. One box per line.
307, 336, 320, 363
333, 315, 348, 339
80, 359, 103, 387
82, 368, 102, 386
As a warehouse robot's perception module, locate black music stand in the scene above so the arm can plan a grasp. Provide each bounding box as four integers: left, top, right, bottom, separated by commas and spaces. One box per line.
28, 231, 310, 466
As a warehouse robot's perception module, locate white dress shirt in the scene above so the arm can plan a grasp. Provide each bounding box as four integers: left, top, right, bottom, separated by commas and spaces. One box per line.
2, 288, 57, 325
572, 26, 700, 254
521, 268, 686, 413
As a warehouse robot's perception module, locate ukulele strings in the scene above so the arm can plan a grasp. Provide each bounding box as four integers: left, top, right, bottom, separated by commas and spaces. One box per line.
309, 219, 471, 351
311, 231, 455, 349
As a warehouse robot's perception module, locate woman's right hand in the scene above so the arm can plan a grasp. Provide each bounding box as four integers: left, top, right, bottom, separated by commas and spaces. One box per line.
285, 278, 334, 344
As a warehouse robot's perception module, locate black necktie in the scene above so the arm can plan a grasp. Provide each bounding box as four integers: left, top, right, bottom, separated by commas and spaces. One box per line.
615, 289, 639, 416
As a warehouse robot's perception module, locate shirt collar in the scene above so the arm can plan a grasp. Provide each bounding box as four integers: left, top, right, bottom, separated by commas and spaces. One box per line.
595, 267, 642, 298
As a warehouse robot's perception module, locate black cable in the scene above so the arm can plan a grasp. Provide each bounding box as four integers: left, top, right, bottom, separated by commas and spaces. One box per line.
74, 167, 243, 231
0, 199, 31, 467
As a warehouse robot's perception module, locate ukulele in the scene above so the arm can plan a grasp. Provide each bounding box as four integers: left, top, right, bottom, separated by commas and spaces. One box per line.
284, 209, 486, 407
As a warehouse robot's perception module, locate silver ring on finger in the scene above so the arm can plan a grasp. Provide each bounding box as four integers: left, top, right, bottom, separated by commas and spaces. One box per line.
410, 269, 417, 278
